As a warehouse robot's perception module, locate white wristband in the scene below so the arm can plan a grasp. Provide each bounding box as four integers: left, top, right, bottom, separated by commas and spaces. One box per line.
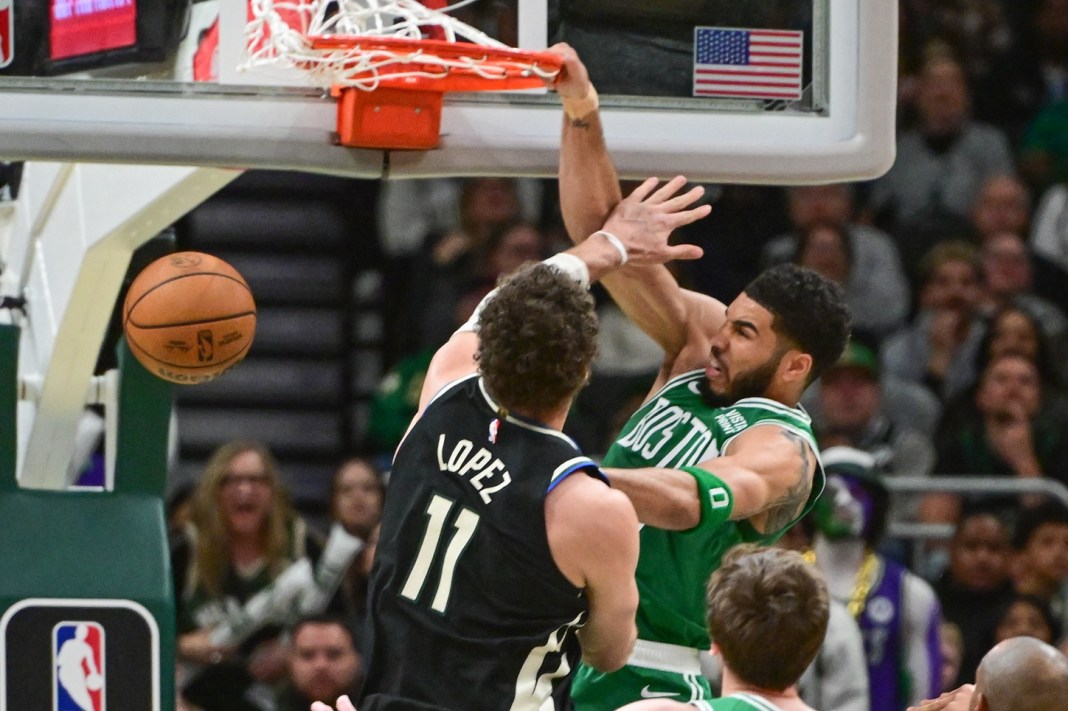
542, 252, 591, 290
593, 230, 628, 265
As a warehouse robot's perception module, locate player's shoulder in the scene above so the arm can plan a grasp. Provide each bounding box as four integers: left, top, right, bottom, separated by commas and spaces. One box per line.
548, 472, 633, 530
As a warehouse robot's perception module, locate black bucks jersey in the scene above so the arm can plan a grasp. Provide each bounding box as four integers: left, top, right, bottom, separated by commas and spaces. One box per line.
359, 374, 606, 711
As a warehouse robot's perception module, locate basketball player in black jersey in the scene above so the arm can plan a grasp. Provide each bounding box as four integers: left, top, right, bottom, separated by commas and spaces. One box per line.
308, 179, 709, 711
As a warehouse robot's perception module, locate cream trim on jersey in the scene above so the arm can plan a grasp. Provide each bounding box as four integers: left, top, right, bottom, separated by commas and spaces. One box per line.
550, 457, 597, 485
477, 378, 581, 446
731, 397, 812, 424
509, 611, 585, 711
626, 639, 702, 675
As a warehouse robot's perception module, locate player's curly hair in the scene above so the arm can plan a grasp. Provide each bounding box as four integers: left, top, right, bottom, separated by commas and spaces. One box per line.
744, 263, 851, 384
476, 263, 598, 414
706, 545, 829, 692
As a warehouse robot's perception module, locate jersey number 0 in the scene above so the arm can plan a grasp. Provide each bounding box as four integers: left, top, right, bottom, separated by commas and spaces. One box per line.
400, 494, 481, 613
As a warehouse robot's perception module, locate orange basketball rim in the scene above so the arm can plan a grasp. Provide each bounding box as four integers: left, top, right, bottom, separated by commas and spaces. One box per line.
310, 36, 564, 150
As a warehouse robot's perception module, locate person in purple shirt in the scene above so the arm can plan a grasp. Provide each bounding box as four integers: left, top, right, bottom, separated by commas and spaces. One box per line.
807, 447, 943, 711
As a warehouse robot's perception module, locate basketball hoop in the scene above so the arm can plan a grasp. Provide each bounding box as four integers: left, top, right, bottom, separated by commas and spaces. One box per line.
245, 0, 564, 149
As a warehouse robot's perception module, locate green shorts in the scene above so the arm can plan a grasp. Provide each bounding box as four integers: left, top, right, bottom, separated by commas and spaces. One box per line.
571, 658, 713, 710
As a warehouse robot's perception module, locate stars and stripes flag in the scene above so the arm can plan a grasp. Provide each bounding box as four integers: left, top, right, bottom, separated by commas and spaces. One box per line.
693, 27, 804, 100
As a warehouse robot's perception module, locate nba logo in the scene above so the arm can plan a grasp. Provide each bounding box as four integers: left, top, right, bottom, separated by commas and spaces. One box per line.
0, 0, 12, 69
53, 622, 105, 711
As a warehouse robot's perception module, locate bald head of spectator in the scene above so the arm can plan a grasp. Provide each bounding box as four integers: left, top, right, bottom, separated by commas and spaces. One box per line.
974, 636, 1068, 711
971, 176, 1030, 240
916, 57, 970, 137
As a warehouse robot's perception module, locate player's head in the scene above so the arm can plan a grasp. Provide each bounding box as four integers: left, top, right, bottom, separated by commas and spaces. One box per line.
706, 544, 829, 692
975, 636, 1068, 711
476, 263, 597, 416
700, 263, 850, 407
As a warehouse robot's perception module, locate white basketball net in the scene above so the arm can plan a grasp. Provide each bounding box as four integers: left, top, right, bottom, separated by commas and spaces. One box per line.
244, 0, 560, 90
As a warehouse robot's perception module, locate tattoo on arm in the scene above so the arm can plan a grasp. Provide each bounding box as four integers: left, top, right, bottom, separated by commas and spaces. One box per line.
762, 429, 814, 532
569, 117, 592, 129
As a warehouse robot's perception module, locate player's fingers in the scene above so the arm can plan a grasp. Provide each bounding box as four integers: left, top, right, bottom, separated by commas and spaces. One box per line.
666, 244, 705, 261
310, 703, 334, 711
658, 186, 709, 214
336, 695, 358, 711
648, 175, 690, 204
667, 203, 713, 227
625, 177, 661, 203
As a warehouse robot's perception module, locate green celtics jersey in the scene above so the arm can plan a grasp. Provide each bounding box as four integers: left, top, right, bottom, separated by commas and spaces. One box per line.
711, 693, 788, 711
603, 369, 824, 650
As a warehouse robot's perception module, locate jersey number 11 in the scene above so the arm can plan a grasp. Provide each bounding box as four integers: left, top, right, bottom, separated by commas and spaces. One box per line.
400, 494, 481, 613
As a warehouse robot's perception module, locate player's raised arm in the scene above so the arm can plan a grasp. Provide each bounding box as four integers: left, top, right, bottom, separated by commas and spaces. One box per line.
604, 424, 818, 533
550, 43, 721, 358
412, 173, 707, 420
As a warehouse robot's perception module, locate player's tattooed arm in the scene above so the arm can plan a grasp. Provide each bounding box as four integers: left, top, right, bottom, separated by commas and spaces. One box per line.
760, 428, 815, 531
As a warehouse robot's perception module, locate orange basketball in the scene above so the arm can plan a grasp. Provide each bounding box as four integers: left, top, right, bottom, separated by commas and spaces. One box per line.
123, 252, 256, 385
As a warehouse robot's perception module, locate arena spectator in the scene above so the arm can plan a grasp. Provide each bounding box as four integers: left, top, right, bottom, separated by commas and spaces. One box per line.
1011, 501, 1068, 642
934, 503, 1016, 685
806, 447, 942, 711
881, 242, 987, 403
808, 340, 938, 479
970, 176, 1032, 241
274, 615, 362, 711
761, 185, 910, 341
993, 594, 1061, 646
328, 458, 384, 651
939, 622, 966, 693
172, 441, 327, 709
867, 56, 1015, 234
978, 232, 1068, 339
924, 356, 1068, 525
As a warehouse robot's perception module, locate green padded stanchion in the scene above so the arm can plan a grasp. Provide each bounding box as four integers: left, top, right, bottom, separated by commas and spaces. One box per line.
0, 330, 177, 711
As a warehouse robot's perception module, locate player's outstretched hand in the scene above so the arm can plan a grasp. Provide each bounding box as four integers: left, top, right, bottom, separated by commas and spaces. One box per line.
906, 684, 975, 711
601, 176, 709, 266
310, 695, 357, 711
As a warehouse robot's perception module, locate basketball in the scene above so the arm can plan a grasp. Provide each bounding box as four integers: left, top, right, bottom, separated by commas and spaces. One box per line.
85, 673, 103, 691
123, 252, 256, 385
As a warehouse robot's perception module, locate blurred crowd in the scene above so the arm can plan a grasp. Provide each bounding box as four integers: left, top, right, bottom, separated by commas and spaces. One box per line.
170, 1, 1068, 709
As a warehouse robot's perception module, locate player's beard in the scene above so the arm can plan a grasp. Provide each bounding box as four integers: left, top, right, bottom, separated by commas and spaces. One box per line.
697, 352, 783, 409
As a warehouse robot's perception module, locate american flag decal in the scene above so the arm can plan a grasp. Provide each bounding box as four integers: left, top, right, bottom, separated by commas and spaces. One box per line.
693, 27, 804, 100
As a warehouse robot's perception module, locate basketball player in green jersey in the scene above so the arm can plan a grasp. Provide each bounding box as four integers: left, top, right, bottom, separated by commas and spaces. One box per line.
547, 45, 852, 708
617, 546, 829, 711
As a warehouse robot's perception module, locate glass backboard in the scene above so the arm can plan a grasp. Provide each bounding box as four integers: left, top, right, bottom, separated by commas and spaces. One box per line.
0, 0, 897, 183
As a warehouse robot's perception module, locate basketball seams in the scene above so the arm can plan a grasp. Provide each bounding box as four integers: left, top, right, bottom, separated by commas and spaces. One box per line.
123, 271, 252, 325
127, 311, 258, 330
